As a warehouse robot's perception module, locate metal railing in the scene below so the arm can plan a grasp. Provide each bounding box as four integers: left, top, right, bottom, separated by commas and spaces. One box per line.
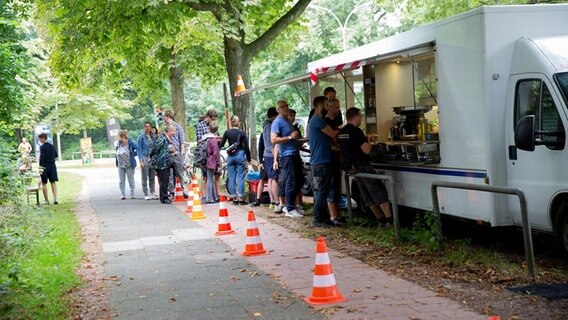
431, 181, 536, 280
344, 172, 400, 240
71, 150, 116, 161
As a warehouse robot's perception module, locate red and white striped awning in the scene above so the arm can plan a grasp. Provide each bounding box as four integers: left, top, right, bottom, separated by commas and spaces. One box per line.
309, 59, 370, 86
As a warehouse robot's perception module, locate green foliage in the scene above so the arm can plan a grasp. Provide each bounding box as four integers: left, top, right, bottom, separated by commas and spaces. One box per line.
0, 1, 38, 132
400, 211, 439, 252
380, 0, 538, 30
35, 0, 225, 101
0, 142, 25, 205
0, 173, 83, 319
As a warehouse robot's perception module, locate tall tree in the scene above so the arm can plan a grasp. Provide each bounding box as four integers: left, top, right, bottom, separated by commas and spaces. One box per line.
182, 0, 312, 150
35, 1, 225, 135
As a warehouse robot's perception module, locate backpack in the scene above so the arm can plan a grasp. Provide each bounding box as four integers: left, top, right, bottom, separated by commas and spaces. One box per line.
194, 139, 208, 168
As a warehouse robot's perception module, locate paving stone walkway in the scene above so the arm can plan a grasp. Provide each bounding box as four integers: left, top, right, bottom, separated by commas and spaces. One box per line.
72, 167, 486, 320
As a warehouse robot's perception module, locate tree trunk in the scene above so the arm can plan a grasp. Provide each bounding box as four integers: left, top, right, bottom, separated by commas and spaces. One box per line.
169, 51, 187, 136
225, 41, 257, 161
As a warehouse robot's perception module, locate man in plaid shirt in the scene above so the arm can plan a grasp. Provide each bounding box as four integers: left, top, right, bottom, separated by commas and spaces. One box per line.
195, 109, 218, 199
196, 109, 217, 142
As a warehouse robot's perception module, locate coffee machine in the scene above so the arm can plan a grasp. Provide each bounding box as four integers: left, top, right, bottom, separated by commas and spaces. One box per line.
391, 106, 432, 140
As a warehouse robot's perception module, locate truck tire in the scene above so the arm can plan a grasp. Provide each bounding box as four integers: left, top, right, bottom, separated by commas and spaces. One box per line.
557, 212, 568, 259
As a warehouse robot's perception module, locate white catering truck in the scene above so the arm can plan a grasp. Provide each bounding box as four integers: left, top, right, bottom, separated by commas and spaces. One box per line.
300, 4, 568, 254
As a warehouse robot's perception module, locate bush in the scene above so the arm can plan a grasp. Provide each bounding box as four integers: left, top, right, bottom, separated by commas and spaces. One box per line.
0, 143, 25, 205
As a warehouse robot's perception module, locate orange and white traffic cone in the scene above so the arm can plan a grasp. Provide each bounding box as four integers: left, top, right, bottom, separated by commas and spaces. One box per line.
184, 180, 195, 214
242, 210, 267, 256
173, 178, 185, 203
234, 74, 246, 96
304, 236, 347, 306
215, 195, 236, 236
189, 185, 205, 220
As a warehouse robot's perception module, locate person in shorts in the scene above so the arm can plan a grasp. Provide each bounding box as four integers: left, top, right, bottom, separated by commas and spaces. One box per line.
38, 133, 59, 205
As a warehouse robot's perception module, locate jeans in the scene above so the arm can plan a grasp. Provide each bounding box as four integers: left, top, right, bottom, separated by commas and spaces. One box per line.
311, 163, 332, 223
206, 168, 217, 202
327, 153, 342, 204
118, 166, 135, 197
141, 157, 156, 196
280, 155, 302, 211
227, 149, 246, 198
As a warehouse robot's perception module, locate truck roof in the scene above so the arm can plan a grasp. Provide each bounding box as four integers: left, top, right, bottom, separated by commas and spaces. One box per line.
306, 4, 568, 74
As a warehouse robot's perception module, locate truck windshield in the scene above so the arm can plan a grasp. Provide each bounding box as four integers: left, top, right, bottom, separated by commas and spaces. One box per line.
555, 72, 568, 107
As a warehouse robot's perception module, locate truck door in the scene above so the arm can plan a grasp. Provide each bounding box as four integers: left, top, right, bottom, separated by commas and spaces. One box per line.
506, 75, 566, 230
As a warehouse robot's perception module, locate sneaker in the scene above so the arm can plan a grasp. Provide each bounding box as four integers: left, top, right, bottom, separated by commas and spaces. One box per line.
285, 209, 303, 218
330, 218, 344, 226
274, 204, 284, 214
283, 206, 288, 214
251, 200, 261, 207
378, 217, 393, 228
43, 200, 50, 205
121, 196, 126, 200
310, 221, 332, 228
296, 207, 306, 215
151, 193, 159, 200
233, 200, 239, 205
53, 200, 58, 205
238, 200, 248, 205
130, 195, 135, 199
162, 199, 172, 204
144, 196, 151, 200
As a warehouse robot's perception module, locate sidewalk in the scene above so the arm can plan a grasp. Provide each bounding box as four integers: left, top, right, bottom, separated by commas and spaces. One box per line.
192, 201, 485, 320
75, 168, 323, 320
72, 167, 485, 319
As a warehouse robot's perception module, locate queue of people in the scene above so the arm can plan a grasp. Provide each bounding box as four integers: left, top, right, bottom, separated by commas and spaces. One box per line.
247, 87, 393, 228
108, 93, 392, 227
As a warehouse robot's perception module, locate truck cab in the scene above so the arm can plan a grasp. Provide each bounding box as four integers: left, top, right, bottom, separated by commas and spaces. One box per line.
507, 36, 568, 255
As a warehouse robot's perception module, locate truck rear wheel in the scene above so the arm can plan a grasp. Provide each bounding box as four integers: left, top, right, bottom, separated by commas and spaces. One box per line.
559, 214, 568, 259
554, 202, 568, 259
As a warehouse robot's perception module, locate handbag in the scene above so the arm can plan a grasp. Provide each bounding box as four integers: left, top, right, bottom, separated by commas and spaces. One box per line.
226, 133, 241, 155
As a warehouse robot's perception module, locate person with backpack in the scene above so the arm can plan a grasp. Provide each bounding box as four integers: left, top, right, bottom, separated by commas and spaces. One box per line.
202, 121, 221, 204
220, 115, 251, 205
195, 109, 218, 200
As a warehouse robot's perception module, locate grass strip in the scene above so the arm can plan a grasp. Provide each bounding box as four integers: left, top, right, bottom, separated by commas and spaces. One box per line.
0, 172, 84, 319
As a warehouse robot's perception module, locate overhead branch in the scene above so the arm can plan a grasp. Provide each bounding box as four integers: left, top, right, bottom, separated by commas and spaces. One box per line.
182, 0, 223, 20
244, 0, 311, 59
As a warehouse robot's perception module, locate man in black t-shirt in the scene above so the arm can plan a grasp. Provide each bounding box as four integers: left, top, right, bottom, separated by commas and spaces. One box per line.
308, 87, 343, 128
324, 99, 344, 225
38, 133, 59, 205
338, 107, 392, 225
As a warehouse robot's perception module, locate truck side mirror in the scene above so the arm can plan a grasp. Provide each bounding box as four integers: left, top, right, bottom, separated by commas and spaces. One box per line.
515, 115, 536, 151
